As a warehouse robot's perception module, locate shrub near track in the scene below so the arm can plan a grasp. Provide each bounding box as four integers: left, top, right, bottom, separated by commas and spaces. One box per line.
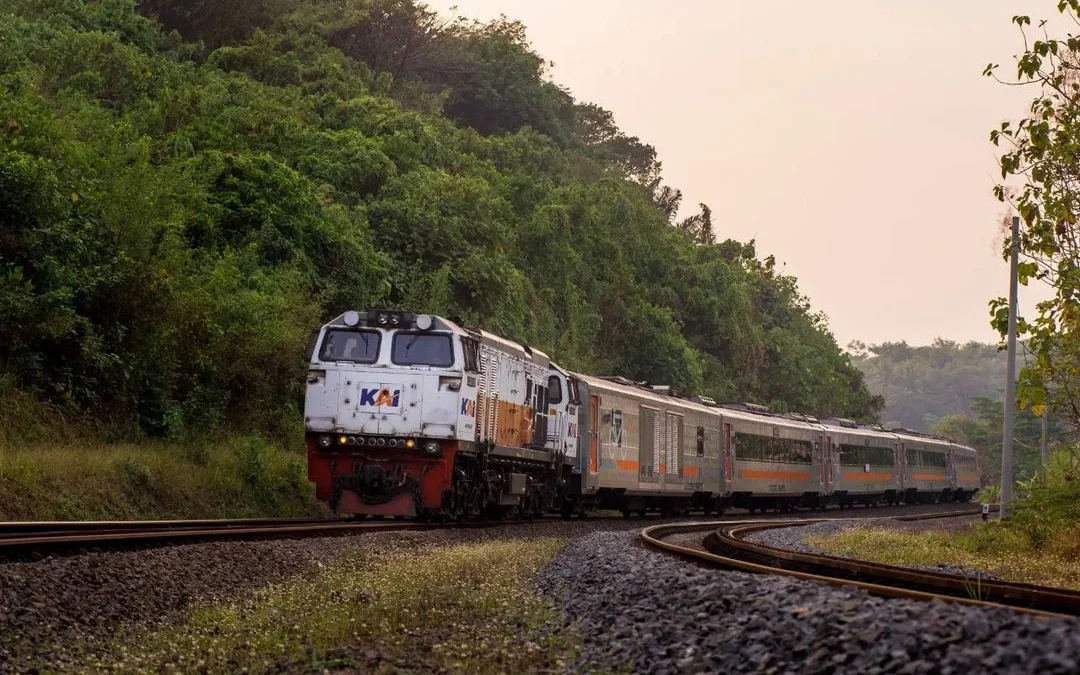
102, 537, 575, 674
0, 438, 327, 521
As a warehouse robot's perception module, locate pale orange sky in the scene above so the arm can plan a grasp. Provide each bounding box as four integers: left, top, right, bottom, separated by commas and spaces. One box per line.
426, 0, 1056, 347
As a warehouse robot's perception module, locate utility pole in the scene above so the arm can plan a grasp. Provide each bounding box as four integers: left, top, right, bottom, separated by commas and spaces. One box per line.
1000, 215, 1020, 520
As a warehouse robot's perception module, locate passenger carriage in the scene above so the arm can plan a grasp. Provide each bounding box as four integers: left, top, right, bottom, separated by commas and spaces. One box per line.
566, 374, 724, 517
819, 419, 902, 507
949, 443, 980, 502
720, 404, 826, 513
891, 428, 954, 504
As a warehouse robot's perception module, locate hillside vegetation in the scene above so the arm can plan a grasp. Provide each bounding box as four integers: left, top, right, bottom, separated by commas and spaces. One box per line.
0, 0, 881, 455
849, 339, 1008, 430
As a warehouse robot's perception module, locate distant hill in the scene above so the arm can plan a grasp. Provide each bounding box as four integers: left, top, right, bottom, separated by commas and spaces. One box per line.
849, 339, 1008, 431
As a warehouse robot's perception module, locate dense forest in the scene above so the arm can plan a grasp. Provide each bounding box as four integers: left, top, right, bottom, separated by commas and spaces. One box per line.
0, 0, 882, 444
849, 339, 1008, 430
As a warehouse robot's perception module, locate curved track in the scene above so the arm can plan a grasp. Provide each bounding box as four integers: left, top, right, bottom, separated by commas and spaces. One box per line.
0, 502, 988, 562
641, 509, 1080, 619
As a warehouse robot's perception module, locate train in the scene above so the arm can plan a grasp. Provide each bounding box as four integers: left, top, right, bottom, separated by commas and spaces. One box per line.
303, 310, 981, 520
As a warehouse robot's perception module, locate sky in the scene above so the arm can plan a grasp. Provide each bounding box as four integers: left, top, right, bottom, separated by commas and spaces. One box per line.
425, 0, 1056, 348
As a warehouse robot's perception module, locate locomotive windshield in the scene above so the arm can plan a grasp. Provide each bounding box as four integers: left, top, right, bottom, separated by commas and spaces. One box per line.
392, 332, 454, 367
319, 329, 380, 363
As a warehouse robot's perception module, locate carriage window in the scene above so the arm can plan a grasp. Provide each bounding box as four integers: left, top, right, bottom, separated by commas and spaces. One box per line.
696, 426, 705, 457
734, 433, 812, 463
548, 375, 563, 404
905, 448, 947, 468
612, 410, 624, 447
391, 332, 454, 367
319, 329, 380, 364
839, 444, 895, 466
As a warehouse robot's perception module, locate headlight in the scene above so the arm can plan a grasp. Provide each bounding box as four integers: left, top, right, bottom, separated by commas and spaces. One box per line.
318, 436, 332, 448
405, 439, 416, 449
423, 440, 439, 454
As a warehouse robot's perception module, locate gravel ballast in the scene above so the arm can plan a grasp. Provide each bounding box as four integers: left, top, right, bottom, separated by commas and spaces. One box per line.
0, 519, 668, 672
744, 515, 998, 578
537, 530, 1080, 674
0, 503, 981, 672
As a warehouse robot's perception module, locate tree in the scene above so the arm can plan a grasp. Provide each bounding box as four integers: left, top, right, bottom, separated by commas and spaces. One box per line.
0, 0, 882, 442
986, 4, 1080, 427
677, 203, 715, 245
932, 395, 1073, 485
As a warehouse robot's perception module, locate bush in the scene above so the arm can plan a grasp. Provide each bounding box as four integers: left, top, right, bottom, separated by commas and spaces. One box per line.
1008, 447, 1080, 548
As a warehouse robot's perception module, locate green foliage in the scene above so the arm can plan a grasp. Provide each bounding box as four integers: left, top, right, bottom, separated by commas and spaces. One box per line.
850, 339, 1008, 430
973, 483, 1000, 505
931, 395, 1071, 485
1009, 447, 1080, 548
987, 2, 1080, 428
0, 0, 881, 443
0, 437, 327, 520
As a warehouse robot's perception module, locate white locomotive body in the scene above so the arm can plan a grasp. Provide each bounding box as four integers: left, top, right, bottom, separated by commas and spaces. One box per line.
304, 310, 575, 519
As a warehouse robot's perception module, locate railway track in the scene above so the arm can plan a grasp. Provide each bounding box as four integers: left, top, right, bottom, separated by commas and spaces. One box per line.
0, 502, 983, 562
641, 509, 1080, 619
0, 518, 441, 561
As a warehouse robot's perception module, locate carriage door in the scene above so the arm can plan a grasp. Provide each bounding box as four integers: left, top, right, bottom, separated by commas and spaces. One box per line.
589, 395, 600, 475
824, 436, 834, 490
664, 412, 683, 488
817, 435, 827, 491
897, 443, 907, 490
722, 422, 734, 491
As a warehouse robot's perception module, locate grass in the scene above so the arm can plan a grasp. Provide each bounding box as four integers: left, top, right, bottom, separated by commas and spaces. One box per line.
807, 522, 1080, 590
98, 537, 578, 674
0, 437, 328, 520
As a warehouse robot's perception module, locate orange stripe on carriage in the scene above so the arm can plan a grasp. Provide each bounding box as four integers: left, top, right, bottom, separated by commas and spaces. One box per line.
841, 472, 894, 482
911, 472, 946, 481
616, 459, 639, 471
742, 469, 811, 481
684, 466, 700, 477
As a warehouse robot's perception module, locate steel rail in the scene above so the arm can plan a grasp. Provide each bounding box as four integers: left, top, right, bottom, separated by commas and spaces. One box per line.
0, 520, 443, 560
640, 509, 1080, 619
0, 517, 348, 538
0, 502, 981, 562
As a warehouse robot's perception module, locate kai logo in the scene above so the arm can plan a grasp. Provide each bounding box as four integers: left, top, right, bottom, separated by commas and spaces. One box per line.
460, 399, 477, 417
359, 387, 401, 407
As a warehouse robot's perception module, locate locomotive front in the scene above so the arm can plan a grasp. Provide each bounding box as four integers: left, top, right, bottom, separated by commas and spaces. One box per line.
304, 310, 476, 517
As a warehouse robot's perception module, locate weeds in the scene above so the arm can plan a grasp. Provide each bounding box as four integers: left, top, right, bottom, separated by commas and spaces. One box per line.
103, 537, 576, 674
808, 524, 1080, 590
0, 438, 327, 520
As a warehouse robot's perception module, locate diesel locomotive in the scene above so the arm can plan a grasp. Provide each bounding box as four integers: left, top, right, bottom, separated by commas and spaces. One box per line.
304, 310, 981, 519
